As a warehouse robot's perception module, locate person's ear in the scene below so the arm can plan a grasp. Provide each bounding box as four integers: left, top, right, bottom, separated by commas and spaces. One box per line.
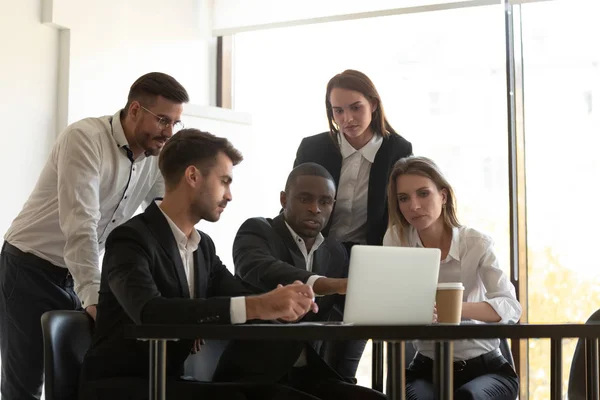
185, 166, 201, 187
280, 191, 287, 209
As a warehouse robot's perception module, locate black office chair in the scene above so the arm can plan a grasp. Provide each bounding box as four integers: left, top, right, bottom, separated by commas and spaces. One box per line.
568, 309, 600, 400
41, 310, 94, 400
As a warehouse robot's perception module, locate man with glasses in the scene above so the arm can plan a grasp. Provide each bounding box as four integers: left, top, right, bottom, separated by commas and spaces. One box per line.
0, 72, 188, 400
222, 163, 385, 399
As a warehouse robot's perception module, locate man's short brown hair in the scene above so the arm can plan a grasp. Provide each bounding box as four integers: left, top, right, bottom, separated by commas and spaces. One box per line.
125, 72, 189, 110
158, 129, 243, 190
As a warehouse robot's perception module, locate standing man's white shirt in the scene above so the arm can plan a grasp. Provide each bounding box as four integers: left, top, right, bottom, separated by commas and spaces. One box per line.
5, 110, 164, 307
328, 133, 382, 245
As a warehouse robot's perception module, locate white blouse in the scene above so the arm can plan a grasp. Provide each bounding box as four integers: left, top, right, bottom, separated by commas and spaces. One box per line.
328, 133, 382, 244
383, 225, 522, 360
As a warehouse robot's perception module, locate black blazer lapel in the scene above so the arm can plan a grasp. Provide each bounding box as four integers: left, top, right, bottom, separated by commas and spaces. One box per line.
193, 246, 209, 299
143, 202, 191, 298
272, 215, 307, 270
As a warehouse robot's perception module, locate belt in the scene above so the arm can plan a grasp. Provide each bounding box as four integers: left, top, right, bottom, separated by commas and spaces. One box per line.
2, 242, 71, 282
414, 348, 503, 372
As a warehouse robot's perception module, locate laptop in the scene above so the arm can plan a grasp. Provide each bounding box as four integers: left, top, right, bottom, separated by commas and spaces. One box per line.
343, 245, 441, 325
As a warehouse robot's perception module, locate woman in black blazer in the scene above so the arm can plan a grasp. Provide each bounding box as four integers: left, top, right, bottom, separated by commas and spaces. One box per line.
293, 69, 412, 383
294, 69, 412, 247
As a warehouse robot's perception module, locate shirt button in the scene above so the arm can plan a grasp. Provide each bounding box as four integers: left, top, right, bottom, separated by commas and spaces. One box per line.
112, 219, 116, 223
124, 195, 128, 199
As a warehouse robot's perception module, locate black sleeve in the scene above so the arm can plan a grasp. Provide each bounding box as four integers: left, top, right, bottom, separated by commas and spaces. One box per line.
233, 218, 315, 292
103, 225, 231, 325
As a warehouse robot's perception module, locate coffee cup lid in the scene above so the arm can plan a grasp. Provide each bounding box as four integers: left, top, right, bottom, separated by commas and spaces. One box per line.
437, 282, 464, 290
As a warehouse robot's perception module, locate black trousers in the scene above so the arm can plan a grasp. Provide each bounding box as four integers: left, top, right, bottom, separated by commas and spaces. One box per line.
280, 365, 387, 400
0, 242, 81, 400
79, 376, 323, 400
405, 350, 519, 400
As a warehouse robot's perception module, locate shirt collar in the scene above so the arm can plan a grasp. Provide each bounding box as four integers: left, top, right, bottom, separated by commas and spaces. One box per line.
338, 132, 383, 163
284, 220, 325, 253
156, 201, 201, 251
408, 226, 461, 262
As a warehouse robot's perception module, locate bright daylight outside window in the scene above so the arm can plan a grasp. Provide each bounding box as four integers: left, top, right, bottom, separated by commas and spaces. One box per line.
521, 1, 600, 399
233, 4, 509, 391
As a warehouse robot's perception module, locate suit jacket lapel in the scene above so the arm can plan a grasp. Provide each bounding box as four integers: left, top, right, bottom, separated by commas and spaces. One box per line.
143, 202, 191, 298
311, 248, 331, 276
272, 214, 307, 270
193, 244, 209, 299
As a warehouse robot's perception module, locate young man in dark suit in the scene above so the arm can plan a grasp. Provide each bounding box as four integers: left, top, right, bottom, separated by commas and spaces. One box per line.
79, 130, 322, 400
221, 163, 386, 400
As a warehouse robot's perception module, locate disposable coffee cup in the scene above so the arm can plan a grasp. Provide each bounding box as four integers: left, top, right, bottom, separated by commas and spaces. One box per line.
435, 282, 464, 325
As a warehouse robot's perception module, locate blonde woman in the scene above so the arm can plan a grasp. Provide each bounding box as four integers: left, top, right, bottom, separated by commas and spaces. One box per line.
383, 156, 521, 400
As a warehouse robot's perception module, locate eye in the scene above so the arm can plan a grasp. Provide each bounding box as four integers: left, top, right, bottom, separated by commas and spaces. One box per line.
397, 195, 408, 203
333, 109, 343, 114
319, 198, 334, 206
351, 105, 361, 111
418, 190, 430, 198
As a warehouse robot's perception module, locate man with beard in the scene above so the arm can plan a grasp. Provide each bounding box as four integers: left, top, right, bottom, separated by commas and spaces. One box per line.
80, 129, 321, 400
0, 72, 187, 400
223, 163, 386, 400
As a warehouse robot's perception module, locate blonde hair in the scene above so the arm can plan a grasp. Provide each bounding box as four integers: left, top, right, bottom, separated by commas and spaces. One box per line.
387, 156, 460, 244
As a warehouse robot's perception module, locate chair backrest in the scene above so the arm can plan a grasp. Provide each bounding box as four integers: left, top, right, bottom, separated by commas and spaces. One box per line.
568, 309, 600, 400
41, 310, 94, 400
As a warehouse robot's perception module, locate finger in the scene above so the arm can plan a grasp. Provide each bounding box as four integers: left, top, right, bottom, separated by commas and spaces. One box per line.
311, 301, 319, 314
292, 280, 304, 285
295, 284, 315, 299
277, 284, 283, 288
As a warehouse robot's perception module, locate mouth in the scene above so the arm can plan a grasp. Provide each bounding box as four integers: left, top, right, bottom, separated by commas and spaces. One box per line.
344, 125, 359, 131
411, 215, 426, 221
302, 220, 321, 229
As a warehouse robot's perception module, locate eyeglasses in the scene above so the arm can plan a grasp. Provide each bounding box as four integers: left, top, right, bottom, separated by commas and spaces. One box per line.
140, 106, 184, 132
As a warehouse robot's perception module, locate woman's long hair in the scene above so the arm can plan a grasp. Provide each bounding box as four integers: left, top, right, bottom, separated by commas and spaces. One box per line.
387, 156, 460, 244
325, 69, 398, 140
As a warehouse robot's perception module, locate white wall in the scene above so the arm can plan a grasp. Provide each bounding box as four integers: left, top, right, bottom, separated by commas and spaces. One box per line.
0, 0, 59, 236
0, 0, 216, 238
46, 0, 216, 125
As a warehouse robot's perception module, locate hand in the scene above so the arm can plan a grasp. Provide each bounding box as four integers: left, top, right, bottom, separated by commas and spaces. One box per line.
85, 305, 97, 321
432, 302, 438, 323
246, 281, 318, 322
313, 277, 347, 295
190, 338, 205, 354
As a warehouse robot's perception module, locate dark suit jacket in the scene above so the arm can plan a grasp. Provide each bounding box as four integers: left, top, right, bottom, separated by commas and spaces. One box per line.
81, 201, 250, 382
212, 214, 348, 383
294, 131, 412, 245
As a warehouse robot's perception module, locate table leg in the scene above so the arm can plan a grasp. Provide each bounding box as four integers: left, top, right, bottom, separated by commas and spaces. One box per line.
372, 341, 384, 392
149, 339, 168, 400
387, 341, 406, 400
434, 341, 453, 400
586, 338, 600, 400
550, 338, 562, 400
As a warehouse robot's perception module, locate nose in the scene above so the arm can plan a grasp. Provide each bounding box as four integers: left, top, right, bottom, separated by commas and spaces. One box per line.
161, 124, 174, 138
409, 197, 421, 212
224, 187, 232, 202
307, 200, 321, 214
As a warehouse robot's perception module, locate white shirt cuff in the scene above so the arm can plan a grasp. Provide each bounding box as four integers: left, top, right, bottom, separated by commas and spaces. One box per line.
306, 275, 324, 297
78, 283, 100, 308
230, 296, 247, 324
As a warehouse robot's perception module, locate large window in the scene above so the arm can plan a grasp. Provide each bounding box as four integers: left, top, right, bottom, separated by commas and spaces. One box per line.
521, 1, 600, 398
233, 4, 509, 388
